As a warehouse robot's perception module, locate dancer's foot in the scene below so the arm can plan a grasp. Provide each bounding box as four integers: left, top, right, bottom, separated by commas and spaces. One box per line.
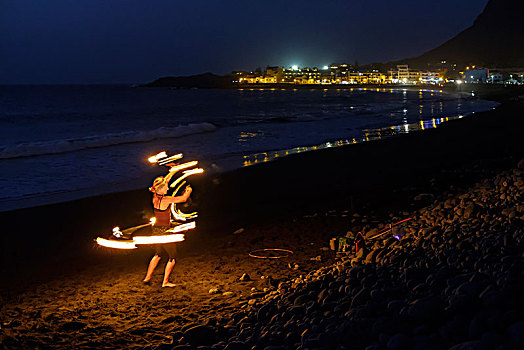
162, 282, 177, 288
143, 278, 151, 284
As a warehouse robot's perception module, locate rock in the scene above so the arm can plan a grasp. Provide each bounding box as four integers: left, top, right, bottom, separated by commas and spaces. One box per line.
387, 333, 411, 350
233, 228, 245, 234
506, 322, 524, 344
171, 346, 193, 350
59, 321, 87, 331
406, 297, 443, 322
222, 292, 234, 297
239, 273, 251, 281
468, 317, 487, 339
161, 316, 177, 324
183, 325, 217, 346
209, 288, 221, 294
447, 340, 483, 350
224, 341, 248, 350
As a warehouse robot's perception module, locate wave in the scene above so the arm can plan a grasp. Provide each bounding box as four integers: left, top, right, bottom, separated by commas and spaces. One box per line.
0, 122, 217, 160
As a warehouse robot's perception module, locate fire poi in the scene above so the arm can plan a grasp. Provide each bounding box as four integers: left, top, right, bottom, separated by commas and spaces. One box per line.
96, 151, 203, 250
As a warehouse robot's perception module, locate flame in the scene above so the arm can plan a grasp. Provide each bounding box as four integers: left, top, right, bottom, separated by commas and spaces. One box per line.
96, 237, 137, 249
134, 233, 185, 244
148, 151, 167, 163
183, 168, 204, 175
149, 217, 156, 225
167, 221, 196, 232
169, 168, 204, 187
133, 222, 195, 245
158, 153, 183, 165
169, 161, 198, 173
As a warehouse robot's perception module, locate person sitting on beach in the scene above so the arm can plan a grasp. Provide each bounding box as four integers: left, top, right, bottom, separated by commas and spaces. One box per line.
143, 172, 192, 287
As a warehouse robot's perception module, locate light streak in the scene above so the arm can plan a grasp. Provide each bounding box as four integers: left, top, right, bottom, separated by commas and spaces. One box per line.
96, 237, 137, 249
148, 151, 184, 165
158, 153, 183, 165
167, 221, 196, 232
133, 233, 185, 244
169, 161, 198, 173
170, 168, 204, 188
148, 151, 167, 163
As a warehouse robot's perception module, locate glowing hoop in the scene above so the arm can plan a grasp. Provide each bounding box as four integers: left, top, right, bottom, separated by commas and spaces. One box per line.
249, 248, 294, 259
170, 168, 204, 221
134, 233, 185, 245
96, 237, 137, 249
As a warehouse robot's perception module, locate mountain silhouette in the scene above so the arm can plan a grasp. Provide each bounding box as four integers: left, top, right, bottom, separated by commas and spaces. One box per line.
400, 0, 524, 69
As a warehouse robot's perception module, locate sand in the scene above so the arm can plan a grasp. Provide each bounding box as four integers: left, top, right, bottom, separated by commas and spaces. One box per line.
0, 86, 523, 349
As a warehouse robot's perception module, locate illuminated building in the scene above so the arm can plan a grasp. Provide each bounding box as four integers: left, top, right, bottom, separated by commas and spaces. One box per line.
487, 73, 503, 84
389, 64, 442, 85
462, 68, 488, 83
283, 66, 321, 84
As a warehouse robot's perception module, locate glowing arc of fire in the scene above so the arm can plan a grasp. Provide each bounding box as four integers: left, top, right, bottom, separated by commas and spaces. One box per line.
96, 237, 137, 249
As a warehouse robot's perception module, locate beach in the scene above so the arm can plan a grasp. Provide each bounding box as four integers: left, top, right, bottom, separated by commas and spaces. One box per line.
0, 87, 523, 349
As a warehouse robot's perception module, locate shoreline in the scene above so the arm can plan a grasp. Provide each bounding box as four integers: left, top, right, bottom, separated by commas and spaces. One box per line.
0, 85, 505, 213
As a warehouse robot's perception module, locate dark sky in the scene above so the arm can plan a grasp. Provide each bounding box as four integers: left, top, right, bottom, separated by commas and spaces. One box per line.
1, 0, 489, 84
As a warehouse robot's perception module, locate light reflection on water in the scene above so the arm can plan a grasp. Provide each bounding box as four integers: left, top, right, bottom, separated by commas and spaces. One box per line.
242, 115, 461, 167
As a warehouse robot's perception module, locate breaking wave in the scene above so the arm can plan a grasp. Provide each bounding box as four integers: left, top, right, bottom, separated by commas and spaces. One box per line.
0, 122, 217, 159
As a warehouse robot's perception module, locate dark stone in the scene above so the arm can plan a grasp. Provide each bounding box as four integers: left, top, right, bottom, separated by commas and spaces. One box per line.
406, 297, 443, 322
223, 342, 248, 350
171, 346, 193, 350
59, 321, 87, 331
412, 336, 430, 350
257, 304, 272, 322
387, 333, 411, 350
183, 325, 217, 346
506, 322, 524, 344
161, 316, 177, 324
239, 273, 251, 281
294, 293, 310, 306
351, 288, 369, 308
447, 340, 483, 350
480, 332, 503, 349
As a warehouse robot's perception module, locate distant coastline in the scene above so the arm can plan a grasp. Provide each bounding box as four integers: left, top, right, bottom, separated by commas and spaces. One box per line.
143, 74, 524, 104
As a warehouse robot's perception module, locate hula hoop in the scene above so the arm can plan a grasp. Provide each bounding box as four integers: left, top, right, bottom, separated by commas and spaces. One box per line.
249, 248, 294, 259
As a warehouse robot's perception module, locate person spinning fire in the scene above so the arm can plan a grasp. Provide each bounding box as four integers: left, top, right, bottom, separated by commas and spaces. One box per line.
143, 169, 192, 287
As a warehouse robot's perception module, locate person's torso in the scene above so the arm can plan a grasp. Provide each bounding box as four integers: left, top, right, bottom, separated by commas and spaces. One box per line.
153, 195, 171, 227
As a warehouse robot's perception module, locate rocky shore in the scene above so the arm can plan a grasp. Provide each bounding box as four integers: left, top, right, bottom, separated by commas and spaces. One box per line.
151, 161, 523, 350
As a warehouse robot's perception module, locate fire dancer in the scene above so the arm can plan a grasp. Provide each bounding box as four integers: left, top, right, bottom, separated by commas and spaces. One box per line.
143, 172, 192, 287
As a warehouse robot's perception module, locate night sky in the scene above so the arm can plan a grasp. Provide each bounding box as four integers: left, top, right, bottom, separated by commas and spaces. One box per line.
1, 0, 489, 84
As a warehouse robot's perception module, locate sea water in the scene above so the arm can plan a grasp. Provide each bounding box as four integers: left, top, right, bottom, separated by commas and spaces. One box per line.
0, 85, 498, 211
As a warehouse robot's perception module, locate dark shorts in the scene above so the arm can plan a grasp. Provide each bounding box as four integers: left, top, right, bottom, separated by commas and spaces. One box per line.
152, 226, 178, 260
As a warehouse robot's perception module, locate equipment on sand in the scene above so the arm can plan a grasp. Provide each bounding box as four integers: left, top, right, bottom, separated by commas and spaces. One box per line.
249, 248, 294, 259
367, 218, 412, 241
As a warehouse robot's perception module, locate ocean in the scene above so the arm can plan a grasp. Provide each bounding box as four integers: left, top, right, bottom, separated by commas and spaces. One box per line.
0, 85, 498, 211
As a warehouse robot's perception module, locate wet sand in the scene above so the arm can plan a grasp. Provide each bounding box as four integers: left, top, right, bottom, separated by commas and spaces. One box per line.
0, 87, 523, 349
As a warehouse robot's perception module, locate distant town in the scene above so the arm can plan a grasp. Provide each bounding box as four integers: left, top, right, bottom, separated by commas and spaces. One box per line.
232, 62, 524, 86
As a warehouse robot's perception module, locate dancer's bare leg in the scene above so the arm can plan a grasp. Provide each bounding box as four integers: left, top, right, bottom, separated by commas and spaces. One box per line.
162, 259, 177, 287
143, 255, 161, 283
